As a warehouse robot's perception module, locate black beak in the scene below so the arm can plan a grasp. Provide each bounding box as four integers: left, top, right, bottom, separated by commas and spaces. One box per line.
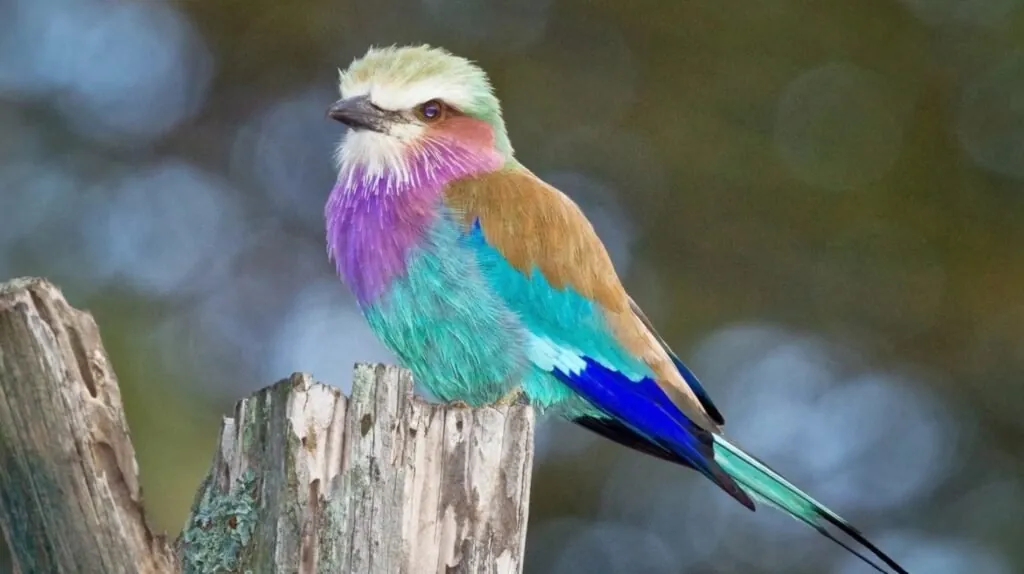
327, 95, 387, 132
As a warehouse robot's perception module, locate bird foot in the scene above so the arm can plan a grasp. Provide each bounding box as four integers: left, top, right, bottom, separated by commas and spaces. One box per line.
493, 388, 526, 408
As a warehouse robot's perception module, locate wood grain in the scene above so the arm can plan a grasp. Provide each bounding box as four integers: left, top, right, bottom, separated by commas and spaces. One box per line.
178, 364, 534, 574
0, 277, 174, 574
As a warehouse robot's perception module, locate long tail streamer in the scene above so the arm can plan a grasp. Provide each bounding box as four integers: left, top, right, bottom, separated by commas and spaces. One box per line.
713, 436, 910, 574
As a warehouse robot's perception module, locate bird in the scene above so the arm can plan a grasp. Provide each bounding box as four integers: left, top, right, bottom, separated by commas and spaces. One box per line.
324, 44, 910, 574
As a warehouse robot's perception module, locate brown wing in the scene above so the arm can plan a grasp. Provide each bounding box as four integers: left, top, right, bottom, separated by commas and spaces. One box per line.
443, 166, 722, 433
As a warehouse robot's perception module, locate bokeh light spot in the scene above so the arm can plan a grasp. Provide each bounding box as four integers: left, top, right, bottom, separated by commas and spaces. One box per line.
957, 50, 1024, 180
775, 62, 904, 190
81, 162, 244, 297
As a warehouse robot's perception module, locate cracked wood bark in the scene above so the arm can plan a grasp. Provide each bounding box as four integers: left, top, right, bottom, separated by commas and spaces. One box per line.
178, 364, 535, 574
0, 277, 175, 574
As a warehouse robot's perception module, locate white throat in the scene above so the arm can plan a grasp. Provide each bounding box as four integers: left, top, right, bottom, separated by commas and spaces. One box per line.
334, 130, 418, 187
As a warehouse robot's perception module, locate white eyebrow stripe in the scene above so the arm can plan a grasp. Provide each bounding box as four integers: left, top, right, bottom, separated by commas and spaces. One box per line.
341, 79, 477, 112
341, 82, 371, 99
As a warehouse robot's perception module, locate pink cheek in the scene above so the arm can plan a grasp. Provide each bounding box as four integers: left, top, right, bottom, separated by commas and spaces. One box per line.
431, 117, 495, 148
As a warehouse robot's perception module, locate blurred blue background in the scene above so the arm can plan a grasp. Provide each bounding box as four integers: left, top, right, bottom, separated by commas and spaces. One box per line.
2, 0, 1023, 572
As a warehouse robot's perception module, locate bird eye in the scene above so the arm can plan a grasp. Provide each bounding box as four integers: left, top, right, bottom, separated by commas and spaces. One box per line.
417, 100, 445, 122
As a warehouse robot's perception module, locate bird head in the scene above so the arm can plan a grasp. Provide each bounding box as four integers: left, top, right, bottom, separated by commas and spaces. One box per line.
329, 45, 513, 183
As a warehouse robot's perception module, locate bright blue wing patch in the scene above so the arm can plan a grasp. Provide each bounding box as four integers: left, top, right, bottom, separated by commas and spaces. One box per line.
550, 357, 723, 483
459, 215, 754, 509
671, 355, 725, 425
631, 299, 726, 425
461, 221, 726, 470
461, 218, 649, 381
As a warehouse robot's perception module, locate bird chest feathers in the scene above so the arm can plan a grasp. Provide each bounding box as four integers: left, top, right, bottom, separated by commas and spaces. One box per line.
326, 178, 529, 405
325, 175, 439, 306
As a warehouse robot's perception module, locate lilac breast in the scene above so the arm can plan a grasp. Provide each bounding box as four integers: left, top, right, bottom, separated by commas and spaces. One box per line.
325, 138, 502, 305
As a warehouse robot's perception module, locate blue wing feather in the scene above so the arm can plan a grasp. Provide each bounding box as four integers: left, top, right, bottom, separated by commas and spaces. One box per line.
461, 217, 753, 509
629, 298, 726, 425
550, 358, 721, 483
672, 355, 725, 425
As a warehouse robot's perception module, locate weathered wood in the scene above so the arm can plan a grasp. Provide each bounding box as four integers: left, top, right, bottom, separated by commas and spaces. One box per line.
0, 277, 175, 574
178, 364, 535, 574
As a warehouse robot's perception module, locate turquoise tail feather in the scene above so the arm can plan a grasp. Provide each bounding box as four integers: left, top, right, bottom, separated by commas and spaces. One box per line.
713, 436, 910, 574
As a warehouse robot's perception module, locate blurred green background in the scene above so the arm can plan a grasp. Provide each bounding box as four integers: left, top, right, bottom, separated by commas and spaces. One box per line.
2, 0, 1024, 572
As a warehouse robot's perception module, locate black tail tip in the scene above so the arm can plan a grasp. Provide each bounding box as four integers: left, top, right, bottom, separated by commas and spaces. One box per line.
818, 511, 910, 574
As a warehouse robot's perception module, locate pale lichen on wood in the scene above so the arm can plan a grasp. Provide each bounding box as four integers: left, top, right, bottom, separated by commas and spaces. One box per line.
178, 365, 535, 574
0, 277, 174, 574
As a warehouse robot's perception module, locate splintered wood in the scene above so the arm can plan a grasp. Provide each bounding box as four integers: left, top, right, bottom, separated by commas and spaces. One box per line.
179, 364, 534, 574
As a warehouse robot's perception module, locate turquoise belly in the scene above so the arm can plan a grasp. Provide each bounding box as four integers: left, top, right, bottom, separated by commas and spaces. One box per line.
361, 225, 527, 406
358, 216, 605, 419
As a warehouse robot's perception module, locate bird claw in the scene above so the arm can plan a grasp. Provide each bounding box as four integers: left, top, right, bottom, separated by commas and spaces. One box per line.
493, 388, 526, 407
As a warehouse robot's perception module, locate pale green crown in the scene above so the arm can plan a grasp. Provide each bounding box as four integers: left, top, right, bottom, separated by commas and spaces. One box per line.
338, 45, 513, 156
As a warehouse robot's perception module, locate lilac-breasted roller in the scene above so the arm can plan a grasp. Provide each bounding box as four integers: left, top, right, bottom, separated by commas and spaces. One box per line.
324, 44, 909, 574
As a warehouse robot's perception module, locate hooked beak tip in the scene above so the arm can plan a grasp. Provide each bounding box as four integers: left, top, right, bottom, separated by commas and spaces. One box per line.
326, 104, 347, 123
327, 96, 385, 132
326, 103, 348, 122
